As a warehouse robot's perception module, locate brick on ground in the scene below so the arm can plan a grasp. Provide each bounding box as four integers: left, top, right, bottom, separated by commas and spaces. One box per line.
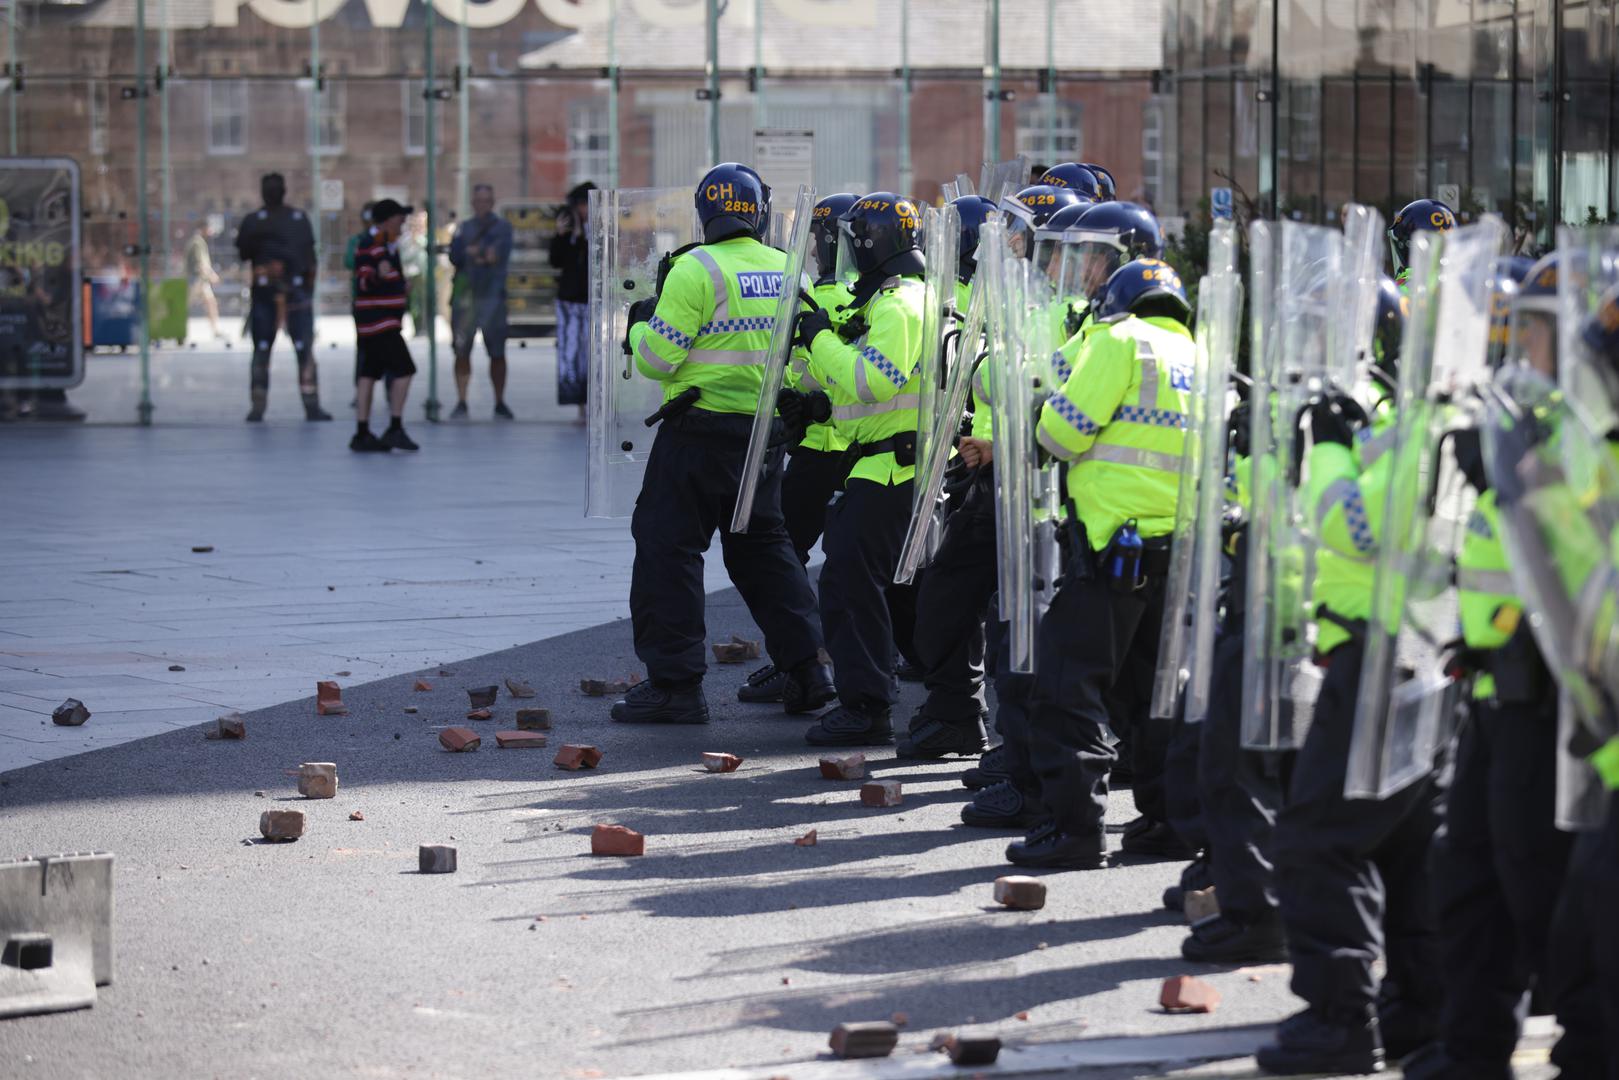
555, 745, 603, 770
504, 677, 536, 699
466, 707, 493, 721
591, 824, 644, 857
418, 844, 457, 873
259, 809, 305, 841
819, 753, 866, 780
860, 780, 902, 807
51, 699, 91, 727
495, 730, 547, 749
413, 679, 432, 692
1184, 886, 1220, 924
1160, 974, 1222, 1014
467, 685, 499, 708
296, 762, 338, 799
828, 1021, 898, 1060
993, 875, 1047, 911
701, 752, 743, 772
438, 727, 481, 752
315, 681, 347, 716
515, 708, 551, 731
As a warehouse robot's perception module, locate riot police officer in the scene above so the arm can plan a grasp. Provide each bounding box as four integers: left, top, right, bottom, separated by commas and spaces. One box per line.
234, 173, 331, 423
1035, 162, 1105, 204
1388, 198, 1457, 289
614, 163, 834, 726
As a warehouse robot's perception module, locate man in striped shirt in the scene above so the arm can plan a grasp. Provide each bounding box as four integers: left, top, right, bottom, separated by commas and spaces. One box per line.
351, 199, 419, 453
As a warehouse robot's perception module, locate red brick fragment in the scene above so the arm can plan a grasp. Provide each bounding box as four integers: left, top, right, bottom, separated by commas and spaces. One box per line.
946, 1034, 1001, 1066
438, 727, 481, 752
554, 744, 603, 770
495, 730, 548, 749
828, 1021, 898, 1060
711, 642, 749, 664
466, 707, 493, 721
1159, 974, 1221, 1014
315, 681, 347, 716
259, 809, 305, 841
414, 679, 432, 692
468, 685, 499, 708
580, 675, 641, 697
793, 829, 818, 847
729, 634, 762, 659
859, 780, 903, 807
348, 810, 365, 821
515, 708, 551, 731
701, 752, 744, 773
1015, 1011, 1030, 1021
591, 824, 644, 857
993, 875, 1047, 911
818, 753, 866, 780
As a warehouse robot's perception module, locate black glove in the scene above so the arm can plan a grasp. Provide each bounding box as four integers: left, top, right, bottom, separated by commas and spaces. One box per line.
794, 307, 834, 350
1227, 401, 1251, 459
627, 296, 658, 329
803, 390, 831, 425
777, 387, 806, 433
837, 314, 870, 342
1309, 395, 1361, 448
1451, 426, 1489, 493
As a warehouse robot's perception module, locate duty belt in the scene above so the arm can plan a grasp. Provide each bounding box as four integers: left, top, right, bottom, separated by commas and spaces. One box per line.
852, 431, 917, 468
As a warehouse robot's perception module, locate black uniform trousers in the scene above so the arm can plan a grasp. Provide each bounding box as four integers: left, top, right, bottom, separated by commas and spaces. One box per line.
629, 409, 823, 688
819, 476, 914, 712
249, 286, 318, 392
781, 445, 849, 564
1273, 638, 1445, 1029
911, 469, 996, 724
1430, 694, 1571, 1068
1164, 709, 1208, 853
1025, 559, 1169, 841
1547, 793, 1619, 1080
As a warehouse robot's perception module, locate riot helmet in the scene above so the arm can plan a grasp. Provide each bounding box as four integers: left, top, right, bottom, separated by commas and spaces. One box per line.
1036, 163, 1104, 204
810, 193, 859, 284
694, 163, 771, 244
1388, 198, 1457, 274
1033, 200, 1164, 304
1507, 252, 1563, 379
1079, 163, 1117, 201
1000, 184, 1085, 260
1095, 258, 1191, 325
1484, 255, 1535, 370
951, 195, 1000, 285
835, 193, 925, 283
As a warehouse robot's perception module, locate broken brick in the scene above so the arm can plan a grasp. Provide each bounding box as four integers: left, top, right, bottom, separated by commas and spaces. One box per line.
348, 810, 364, 821
504, 678, 536, 699
315, 681, 347, 716
591, 824, 645, 857
729, 634, 762, 660
419, 844, 457, 873
168, 664, 186, 672
468, 686, 499, 709
496, 730, 548, 749
403, 706, 418, 714
828, 1021, 898, 1060
701, 752, 744, 773
946, 1034, 1001, 1066
890, 1012, 909, 1027
994, 875, 1047, 911
711, 642, 750, 664
438, 727, 481, 752
51, 699, 90, 727
414, 679, 432, 692
554, 745, 603, 770
793, 829, 818, 847
515, 708, 551, 731
466, 708, 493, 721
580, 675, 641, 697
859, 780, 903, 807
1160, 974, 1221, 1014
1184, 886, 1220, 925
818, 753, 866, 780
191, 545, 213, 553
297, 762, 338, 799
205, 713, 246, 740
259, 809, 305, 841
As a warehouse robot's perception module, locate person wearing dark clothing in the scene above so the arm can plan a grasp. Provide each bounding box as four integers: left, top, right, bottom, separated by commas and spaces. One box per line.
549, 180, 595, 419
449, 183, 515, 419
235, 172, 331, 422
349, 199, 419, 453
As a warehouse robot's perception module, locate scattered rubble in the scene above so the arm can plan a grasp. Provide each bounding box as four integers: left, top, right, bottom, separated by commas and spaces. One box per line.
828, 1021, 898, 1060
418, 844, 457, 873
859, 780, 903, 807
468, 686, 499, 708
51, 699, 90, 727
793, 829, 818, 847
168, 664, 186, 672
349, 810, 364, 821
205, 713, 246, 740
466, 708, 493, 721
580, 675, 641, 697
334, 671, 351, 677
591, 824, 644, 857
505, 678, 536, 699
438, 727, 481, 752
296, 763, 338, 799
1184, 886, 1220, 925
403, 706, 418, 714
994, 875, 1047, 911
259, 809, 305, 841
496, 730, 548, 749
818, 753, 866, 780
701, 752, 744, 773
730, 634, 762, 659
515, 708, 551, 731
890, 1012, 908, 1027
943, 1033, 1001, 1066
414, 679, 432, 692
315, 681, 347, 716
711, 642, 750, 664
554, 745, 603, 771
1159, 975, 1221, 1014
191, 545, 213, 553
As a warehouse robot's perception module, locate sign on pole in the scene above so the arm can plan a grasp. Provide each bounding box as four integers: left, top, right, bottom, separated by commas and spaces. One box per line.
1210, 186, 1234, 221
0, 158, 83, 390
753, 129, 815, 195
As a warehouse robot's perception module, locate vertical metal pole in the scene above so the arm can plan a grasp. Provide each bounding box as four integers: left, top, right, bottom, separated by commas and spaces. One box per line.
5, 0, 15, 155
607, 0, 619, 188
752, 0, 764, 130
1044, 0, 1056, 160
136, 0, 153, 424
898, 0, 911, 196
984, 0, 1001, 161
706, 0, 720, 163
424, 3, 441, 420
309, 0, 322, 318
159, 0, 170, 270
457, 0, 469, 219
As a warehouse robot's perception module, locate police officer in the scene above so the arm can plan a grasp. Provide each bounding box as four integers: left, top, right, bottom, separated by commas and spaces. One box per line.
234, 173, 331, 423
614, 163, 835, 725
1035, 162, 1105, 204
737, 192, 858, 707
1002, 257, 1195, 869
790, 194, 930, 746
1257, 272, 1447, 1075
1388, 198, 1458, 290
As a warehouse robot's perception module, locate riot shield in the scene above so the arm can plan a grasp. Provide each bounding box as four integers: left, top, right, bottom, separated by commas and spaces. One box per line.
730, 185, 817, 534
585, 186, 701, 518
1151, 218, 1240, 721
980, 155, 1030, 204
1347, 218, 1508, 800
1558, 225, 1619, 440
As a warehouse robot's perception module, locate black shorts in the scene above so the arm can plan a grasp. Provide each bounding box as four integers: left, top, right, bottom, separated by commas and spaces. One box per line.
356, 332, 417, 380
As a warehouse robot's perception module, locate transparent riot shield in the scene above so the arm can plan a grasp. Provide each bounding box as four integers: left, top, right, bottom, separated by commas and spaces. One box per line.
585, 186, 701, 518
1347, 218, 1508, 800
980, 155, 1030, 204
730, 185, 817, 534
1558, 225, 1619, 440
1151, 219, 1240, 720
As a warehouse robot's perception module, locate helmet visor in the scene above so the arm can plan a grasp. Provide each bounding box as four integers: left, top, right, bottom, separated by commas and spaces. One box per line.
1036, 234, 1128, 304
1506, 294, 1558, 378
834, 217, 864, 286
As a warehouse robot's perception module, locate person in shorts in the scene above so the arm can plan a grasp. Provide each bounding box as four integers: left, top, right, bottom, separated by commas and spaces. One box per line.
350, 199, 420, 453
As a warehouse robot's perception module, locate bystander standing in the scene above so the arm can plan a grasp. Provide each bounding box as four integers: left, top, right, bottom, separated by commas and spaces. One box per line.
350, 198, 419, 453
548, 180, 594, 422
184, 219, 224, 340
449, 184, 515, 419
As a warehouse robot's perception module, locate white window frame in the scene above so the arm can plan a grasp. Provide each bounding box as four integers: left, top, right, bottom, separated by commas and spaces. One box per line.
1142, 96, 1168, 207
566, 98, 612, 187
304, 82, 346, 157
403, 80, 426, 156
88, 83, 109, 156
1014, 99, 1083, 163
206, 80, 248, 156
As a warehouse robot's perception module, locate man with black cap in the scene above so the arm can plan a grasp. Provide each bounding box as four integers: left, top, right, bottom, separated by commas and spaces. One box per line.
234, 172, 331, 422
350, 198, 419, 452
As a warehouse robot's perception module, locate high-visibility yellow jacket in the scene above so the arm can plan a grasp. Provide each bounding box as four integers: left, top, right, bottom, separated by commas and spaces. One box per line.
805, 275, 926, 486
1035, 313, 1195, 550
1456, 492, 1523, 700
788, 279, 855, 453
1307, 405, 1396, 655
628, 235, 787, 416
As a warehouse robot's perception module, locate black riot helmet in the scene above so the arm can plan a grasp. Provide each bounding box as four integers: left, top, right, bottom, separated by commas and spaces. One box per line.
1079, 163, 1117, 201
694, 162, 771, 244
1037, 163, 1104, 203
261, 173, 287, 208
1388, 198, 1457, 274
950, 195, 1000, 285
1095, 258, 1191, 325
1000, 184, 1085, 260
836, 193, 925, 282
1371, 276, 1407, 384
810, 192, 859, 284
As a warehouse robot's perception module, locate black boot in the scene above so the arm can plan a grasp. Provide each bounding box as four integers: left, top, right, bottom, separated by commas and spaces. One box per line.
1164, 855, 1214, 912
246, 387, 268, 423
961, 744, 1012, 790
960, 780, 1045, 829
1398, 1041, 1511, 1080
804, 703, 892, 747
302, 391, 333, 421
1119, 818, 1195, 859
609, 680, 710, 725
737, 663, 785, 704
1005, 821, 1107, 870
1255, 1007, 1384, 1075
897, 709, 988, 759
782, 659, 836, 715
1181, 912, 1289, 963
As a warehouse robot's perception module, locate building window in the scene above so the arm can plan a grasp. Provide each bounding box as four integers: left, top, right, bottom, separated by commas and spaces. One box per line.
207, 80, 248, 156
567, 98, 612, 186
88, 83, 109, 156
304, 82, 345, 156
1143, 97, 1166, 206
1014, 100, 1083, 163
403, 80, 426, 156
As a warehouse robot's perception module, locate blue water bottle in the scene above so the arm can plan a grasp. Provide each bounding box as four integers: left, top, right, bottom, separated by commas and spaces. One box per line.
1109, 519, 1144, 592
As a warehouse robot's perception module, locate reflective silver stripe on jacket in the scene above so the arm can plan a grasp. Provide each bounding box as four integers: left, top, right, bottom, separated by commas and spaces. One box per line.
689, 249, 730, 320
973, 360, 991, 404
791, 355, 822, 392
1136, 339, 1159, 411
1073, 441, 1183, 473
1315, 477, 1359, 532
636, 334, 678, 374
685, 347, 768, 367
1358, 425, 1396, 468
1456, 566, 1517, 596
1037, 425, 1071, 462
831, 392, 920, 422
